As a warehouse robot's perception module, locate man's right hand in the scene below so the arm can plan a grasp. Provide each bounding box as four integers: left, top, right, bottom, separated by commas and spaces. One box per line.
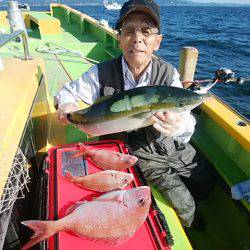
56, 103, 79, 125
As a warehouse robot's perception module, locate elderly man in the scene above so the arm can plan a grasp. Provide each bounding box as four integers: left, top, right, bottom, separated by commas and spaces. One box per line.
55, 0, 213, 229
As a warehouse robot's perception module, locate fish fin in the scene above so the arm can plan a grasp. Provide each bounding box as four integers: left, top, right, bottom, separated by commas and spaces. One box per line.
70, 143, 88, 158
65, 201, 86, 215
86, 237, 125, 247
87, 133, 95, 138
95, 190, 126, 202
21, 220, 57, 250
120, 183, 129, 189
115, 194, 124, 203
113, 235, 134, 246
94, 234, 134, 246
72, 233, 121, 246
93, 95, 112, 104
105, 232, 135, 246
73, 232, 132, 247
96, 194, 124, 204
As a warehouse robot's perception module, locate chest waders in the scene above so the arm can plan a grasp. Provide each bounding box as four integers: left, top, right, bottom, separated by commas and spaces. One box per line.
97, 56, 196, 226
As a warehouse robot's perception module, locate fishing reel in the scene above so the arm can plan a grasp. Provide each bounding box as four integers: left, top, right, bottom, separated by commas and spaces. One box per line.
214, 67, 235, 83
187, 67, 249, 93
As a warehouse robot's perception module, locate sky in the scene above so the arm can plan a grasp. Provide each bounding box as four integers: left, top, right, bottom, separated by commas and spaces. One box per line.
191, 0, 250, 3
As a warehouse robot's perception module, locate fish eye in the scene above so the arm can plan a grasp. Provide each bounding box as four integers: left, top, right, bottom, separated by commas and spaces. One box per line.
124, 178, 128, 183
138, 198, 145, 205
124, 160, 130, 164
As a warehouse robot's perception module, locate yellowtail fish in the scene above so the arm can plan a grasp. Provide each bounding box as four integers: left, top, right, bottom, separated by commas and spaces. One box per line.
21, 186, 151, 249
67, 85, 204, 136
65, 170, 134, 192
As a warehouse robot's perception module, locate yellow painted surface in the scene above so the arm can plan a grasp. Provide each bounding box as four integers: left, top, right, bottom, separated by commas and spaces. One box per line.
23, 13, 31, 29
0, 57, 44, 198
202, 96, 250, 152
47, 111, 67, 146
45, 95, 89, 147
25, 13, 61, 35
0, 11, 8, 27
39, 19, 61, 35
32, 101, 47, 117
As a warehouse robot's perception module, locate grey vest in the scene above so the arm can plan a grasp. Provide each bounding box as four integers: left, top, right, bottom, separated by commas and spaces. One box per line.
97, 55, 175, 96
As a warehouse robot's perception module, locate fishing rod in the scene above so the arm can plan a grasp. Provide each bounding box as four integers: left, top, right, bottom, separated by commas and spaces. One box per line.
184, 68, 250, 94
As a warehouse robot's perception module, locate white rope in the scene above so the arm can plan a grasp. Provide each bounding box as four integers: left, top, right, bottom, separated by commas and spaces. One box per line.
36, 42, 98, 65
0, 147, 30, 214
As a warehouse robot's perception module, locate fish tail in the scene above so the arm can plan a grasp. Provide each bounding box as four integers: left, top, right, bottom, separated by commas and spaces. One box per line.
71, 143, 88, 158
64, 171, 76, 183
21, 220, 59, 249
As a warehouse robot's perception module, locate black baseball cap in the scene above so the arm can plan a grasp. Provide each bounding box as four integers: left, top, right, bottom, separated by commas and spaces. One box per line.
115, 0, 160, 30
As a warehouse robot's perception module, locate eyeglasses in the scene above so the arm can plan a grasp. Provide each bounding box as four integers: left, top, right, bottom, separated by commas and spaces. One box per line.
119, 27, 159, 38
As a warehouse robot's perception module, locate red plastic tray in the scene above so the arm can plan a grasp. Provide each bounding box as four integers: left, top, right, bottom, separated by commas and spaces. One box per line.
46, 140, 171, 250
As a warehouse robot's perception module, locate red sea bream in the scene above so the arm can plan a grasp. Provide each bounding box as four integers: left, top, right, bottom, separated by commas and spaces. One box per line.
21, 186, 151, 249
64, 170, 134, 192
71, 143, 138, 170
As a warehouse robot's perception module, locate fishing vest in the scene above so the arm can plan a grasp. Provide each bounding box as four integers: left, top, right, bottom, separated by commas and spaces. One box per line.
97, 55, 175, 95
97, 55, 196, 171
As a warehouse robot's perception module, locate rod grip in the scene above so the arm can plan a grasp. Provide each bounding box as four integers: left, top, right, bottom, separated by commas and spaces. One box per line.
179, 46, 199, 88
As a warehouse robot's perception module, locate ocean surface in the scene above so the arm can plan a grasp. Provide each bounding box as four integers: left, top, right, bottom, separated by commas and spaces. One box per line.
2, 4, 250, 119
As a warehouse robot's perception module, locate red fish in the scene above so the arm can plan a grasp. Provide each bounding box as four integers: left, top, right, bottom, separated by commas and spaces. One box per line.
21, 186, 151, 249
71, 143, 138, 171
64, 170, 134, 192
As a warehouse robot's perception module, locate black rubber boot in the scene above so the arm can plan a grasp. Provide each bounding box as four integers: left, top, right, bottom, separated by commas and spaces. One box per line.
191, 211, 207, 231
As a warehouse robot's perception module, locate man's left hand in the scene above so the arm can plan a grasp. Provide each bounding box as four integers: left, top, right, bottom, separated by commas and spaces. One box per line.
151, 111, 184, 137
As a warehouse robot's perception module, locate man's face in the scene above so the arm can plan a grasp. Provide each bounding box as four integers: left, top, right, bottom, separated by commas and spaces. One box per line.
117, 12, 163, 68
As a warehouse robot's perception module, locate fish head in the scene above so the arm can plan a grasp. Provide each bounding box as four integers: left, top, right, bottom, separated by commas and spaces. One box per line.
150, 86, 204, 113
177, 93, 204, 111
108, 171, 134, 188
123, 186, 151, 212
120, 154, 138, 167
115, 172, 134, 188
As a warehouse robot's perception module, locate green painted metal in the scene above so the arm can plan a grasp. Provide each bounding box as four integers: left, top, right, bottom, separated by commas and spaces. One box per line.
192, 111, 250, 212
186, 185, 250, 250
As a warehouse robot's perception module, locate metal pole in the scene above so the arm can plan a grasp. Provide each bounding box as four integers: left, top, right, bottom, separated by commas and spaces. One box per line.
21, 31, 30, 60
0, 30, 30, 60
7, 1, 28, 37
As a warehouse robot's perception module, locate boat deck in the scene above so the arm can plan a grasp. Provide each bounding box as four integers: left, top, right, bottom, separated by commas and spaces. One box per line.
0, 4, 249, 250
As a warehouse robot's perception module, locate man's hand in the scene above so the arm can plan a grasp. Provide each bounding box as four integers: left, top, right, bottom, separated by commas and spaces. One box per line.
56, 103, 79, 125
151, 111, 184, 137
